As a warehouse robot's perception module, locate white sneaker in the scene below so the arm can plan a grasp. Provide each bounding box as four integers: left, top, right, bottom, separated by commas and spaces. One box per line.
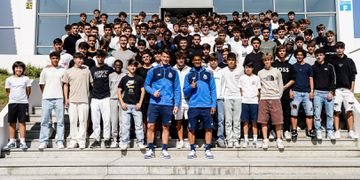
227, 141, 234, 148
137, 143, 146, 150
269, 130, 276, 140
205, 150, 214, 159
242, 141, 249, 148
348, 130, 359, 139
176, 140, 184, 149
57, 142, 64, 149
144, 149, 154, 159
120, 143, 128, 150
110, 141, 119, 148
187, 150, 197, 159
67, 142, 78, 149
328, 132, 336, 140
161, 150, 171, 159
234, 141, 241, 148
253, 141, 261, 148
262, 139, 269, 150
276, 139, 284, 150
316, 131, 322, 140
334, 131, 341, 139
284, 131, 291, 140
38, 143, 47, 151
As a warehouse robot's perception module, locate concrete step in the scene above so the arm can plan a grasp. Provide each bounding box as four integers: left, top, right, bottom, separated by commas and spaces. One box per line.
3, 147, 360, 159
1, 157, 360, 176
14, 136, 360, 148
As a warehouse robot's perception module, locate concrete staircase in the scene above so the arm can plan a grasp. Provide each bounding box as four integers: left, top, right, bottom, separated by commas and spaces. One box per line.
1, 108, 360, 179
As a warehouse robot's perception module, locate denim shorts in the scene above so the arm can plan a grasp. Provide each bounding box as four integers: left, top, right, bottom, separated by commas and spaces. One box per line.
290, 91, 313, 116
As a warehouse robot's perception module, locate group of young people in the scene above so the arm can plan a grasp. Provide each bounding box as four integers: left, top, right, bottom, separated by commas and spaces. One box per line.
2, 9, 358, 160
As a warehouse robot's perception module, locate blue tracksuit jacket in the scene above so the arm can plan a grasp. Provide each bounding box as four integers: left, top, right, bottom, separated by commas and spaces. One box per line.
183, 67, 217, 108
144, 64, 181, 107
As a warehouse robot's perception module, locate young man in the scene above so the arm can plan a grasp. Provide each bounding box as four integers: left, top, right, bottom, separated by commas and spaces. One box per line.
207, 55, 226, 148
260, 27, 277, 58
239, 62, 261, 148
62, 52, 93, 149
63, 23, 81, 55
38, 52, 66, 150
173, 52, 191, 149
272, 45, 295, 140
236, 33, 253, 66
290, 49, 315, 140
329, 42, 358, 139
144, 51, 181, 159
89, 50, 114, 148
184, 55, 217, 159
322, 30, 337, 62
52, 38, 73, 69
109, 60, 126, 148
258, 53, 284, 150
222, 53, 243, 148
244, 37, 264, 75
304, 41, 317, 66
111, 35, 136, 73
314, 24, 327, 48
118, 60, 146, 150
312, 49, 336, 140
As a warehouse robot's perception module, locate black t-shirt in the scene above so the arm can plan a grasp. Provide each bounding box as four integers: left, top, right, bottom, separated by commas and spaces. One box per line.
118, 75, 144, 105
292, 63, 313, 92
243, 51, 264, 75
272, 60, 295, 85
136, 66, 152, 104
90, 65, 114, 99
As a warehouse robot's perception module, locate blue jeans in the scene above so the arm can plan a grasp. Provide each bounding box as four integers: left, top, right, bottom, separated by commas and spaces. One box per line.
290, 91, 313, 116
216, 99, 225, 141
313, 90, 334, 133
121, 104, 144, 144
39, 99, 64, 143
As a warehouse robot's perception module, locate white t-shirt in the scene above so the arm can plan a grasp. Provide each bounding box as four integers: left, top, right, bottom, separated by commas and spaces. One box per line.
174, 65, 191, 108
239, 74, 261, 104
39, 66, 65, 99
237, 45, 253, 66
207, 67, 224, 99
222, 66, 243, 99
5, 76, 32, 104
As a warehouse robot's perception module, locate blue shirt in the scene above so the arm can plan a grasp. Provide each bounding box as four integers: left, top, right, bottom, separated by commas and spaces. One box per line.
183, 67, 217, 108
144, 65, 181, 107
292, 62, 313, 92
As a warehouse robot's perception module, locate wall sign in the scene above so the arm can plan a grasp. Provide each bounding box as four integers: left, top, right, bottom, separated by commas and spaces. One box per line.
26, 0, 33, 9
340, 0, 351, 11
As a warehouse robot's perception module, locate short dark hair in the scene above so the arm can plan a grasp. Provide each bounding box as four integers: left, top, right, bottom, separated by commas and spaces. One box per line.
244, 62, 254, 68
335, 41, 345, 49
74, 52, 85, 59
100, 13, 108, 19
261, 27, 271, 32
113, 59, 123, 68
251, 37, 261, 44
118, 11, 127, 18
295, 36, 305, 42
12, 61, 26, 75
49, 51, 60, 59
53, 38, 63, 45
315, 48, 325, 55
227, 52, 236, 60
96, 49, 107, 57
128, 59, 139, 67
294, 48, 307, 58
288, 11, 295, 16
78, 42, 89, 50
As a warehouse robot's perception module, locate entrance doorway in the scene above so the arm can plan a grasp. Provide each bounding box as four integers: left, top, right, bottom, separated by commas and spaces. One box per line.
161, 8, 213, 23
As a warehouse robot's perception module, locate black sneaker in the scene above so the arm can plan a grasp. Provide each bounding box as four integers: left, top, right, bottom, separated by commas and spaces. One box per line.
104, 140, 111, 148
291, 129, 298, 141
90, 140, 101, 148
308, 129, 316, 138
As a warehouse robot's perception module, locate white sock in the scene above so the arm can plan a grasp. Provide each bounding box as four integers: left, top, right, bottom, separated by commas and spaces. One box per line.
9, 138, 15, 143
20, 138, 25, 144
244, 135, 248, 142
253, 135, 258, 142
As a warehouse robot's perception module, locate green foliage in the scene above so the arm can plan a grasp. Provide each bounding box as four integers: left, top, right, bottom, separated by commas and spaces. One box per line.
25, 64, 42, 79
0, 68, 10, 75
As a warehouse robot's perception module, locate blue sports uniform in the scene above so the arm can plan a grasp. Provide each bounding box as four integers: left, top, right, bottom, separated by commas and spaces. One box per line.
183, 67, 217, 131
144, 65, 181, 125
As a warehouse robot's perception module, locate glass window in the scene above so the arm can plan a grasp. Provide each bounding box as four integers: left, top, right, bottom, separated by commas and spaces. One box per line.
244, 0, 273, 13
214, 0, 242, 13
275, 0, 304, 13
38, 0, 67, 13
307, 15, 336, 34
131, 0, 160, 13
101, 0, 130, 13
0, 29, 17, 54
37, 16, 67, 46
1, 0, 15, 26
36, 47, 53, 55
70, 0, 98, 13
306, 0, 335, 12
